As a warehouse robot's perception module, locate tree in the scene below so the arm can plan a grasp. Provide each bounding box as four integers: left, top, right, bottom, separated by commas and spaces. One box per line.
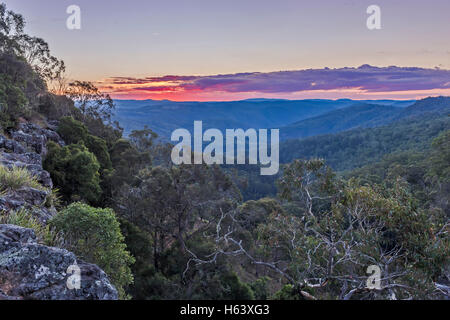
63, 81, 123, 144
180, 159, 448, 300
50, 202, 134, 299
0, 3, 24, 54
0, 52, 45, 128
129, 125, 158, 153
65, 80, 115, 123
429, 129, 450, 182
57, 116, 113, 172
109, 138, 150, 188
116, 164, 240, 271
0, 3, 65, 82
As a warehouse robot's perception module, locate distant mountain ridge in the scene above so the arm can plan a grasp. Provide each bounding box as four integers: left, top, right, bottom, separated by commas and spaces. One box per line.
279, 96, 450, 140
279, 103, 401, 140
113, 98, 415, 138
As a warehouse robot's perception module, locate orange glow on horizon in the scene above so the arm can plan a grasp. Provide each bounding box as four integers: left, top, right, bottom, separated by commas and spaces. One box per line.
102, 86, 450, 102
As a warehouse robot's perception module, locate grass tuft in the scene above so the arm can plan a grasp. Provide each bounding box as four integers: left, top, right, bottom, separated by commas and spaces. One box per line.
0, 165, 44, 192
0, 208, 59, 246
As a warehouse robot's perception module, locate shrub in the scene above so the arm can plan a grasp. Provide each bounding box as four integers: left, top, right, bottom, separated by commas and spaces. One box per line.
85, 134, 112, 172
57, 116, 89, 145
44, 142, 101, 204
50, 202, 135, 299
119, 219, 155, 299
57, 117, 112, 172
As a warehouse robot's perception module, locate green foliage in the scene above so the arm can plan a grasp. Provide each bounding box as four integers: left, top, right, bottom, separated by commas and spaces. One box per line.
280, 115, 450, 172
119, 219, 156, 299
429, 130, 450, 182
85, 134, 113, 172
57, 116, 89, 145
44, 141, 101, 204
219, 271, 254, 300
0, 3, 65, 82
348, 130, 450, 214
110, 138, 150, 187
37, 93, 81, 121
256, 159, 449, 299
0, 165, 44, 191
271, 285, 302, 300
250, 277, 271, 300
57, 117, 113, 172
46, 117, 115, 206
50, 202, 134, 299
0, 52, 45, 128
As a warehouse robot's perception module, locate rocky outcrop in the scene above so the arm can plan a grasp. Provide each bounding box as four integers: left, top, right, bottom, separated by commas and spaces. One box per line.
0, 224, 118, 300
10, 122, 65, 157
0, 186, 56, 223
0, 122, 63, 222
0, 122, 119, 300
0, 151, 52, 187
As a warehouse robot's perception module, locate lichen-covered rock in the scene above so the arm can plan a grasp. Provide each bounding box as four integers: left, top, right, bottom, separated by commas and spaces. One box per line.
0, 187, 56, 223
0, 122, 64, 189
0, 224, 118, 300
0, 122, 64, 222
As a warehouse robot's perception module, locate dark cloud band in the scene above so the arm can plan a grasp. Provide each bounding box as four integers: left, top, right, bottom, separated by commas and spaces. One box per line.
106, 65, 450, 94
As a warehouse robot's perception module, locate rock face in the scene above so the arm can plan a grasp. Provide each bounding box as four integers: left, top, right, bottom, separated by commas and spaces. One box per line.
0, 123, 63, 223
11, 122, 66, 157
0, 122, 119, 300
0, 224, 118, 300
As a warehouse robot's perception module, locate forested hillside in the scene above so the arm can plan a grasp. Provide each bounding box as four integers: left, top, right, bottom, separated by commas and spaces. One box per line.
280, 111, 449, 171
0, 3, 448, 301
280, 103, 401, 140
237, 102, 449, 200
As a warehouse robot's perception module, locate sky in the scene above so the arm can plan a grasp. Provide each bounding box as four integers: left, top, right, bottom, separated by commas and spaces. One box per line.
3, 0, 450, 101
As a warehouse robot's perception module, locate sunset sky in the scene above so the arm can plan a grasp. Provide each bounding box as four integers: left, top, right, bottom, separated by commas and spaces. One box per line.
4, 0, 450, 101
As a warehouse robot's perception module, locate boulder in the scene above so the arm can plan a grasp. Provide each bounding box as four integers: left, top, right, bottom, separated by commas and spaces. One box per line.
0, 224, 118, 300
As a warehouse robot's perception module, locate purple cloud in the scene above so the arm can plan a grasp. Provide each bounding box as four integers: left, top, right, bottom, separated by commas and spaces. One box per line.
106, 65, 450, 94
